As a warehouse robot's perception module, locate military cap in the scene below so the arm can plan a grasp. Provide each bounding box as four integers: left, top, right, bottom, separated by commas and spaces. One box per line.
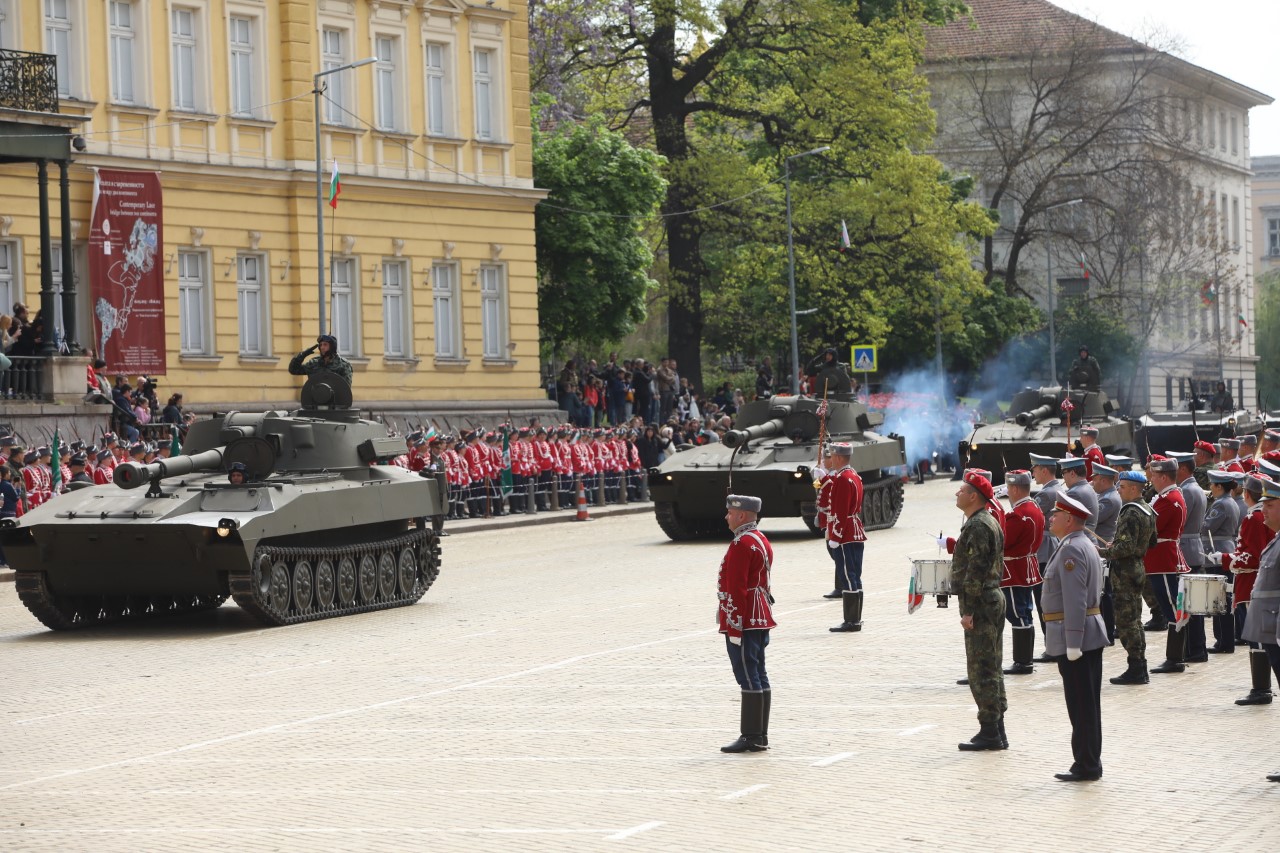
23, 450, 38, 465
0, 435, 19, 449
1264, 450, 1280, 464
69, 453, 87, 466
1227, 470, 1247, 484
1165, 451, 1195, 467
1207, 468, 1236, 485
726, 494, 762, 513
1005, 469, 1032, 487
129, 443, 146, 455
1148, 454, 1177, 474
1118, 469, 1148, 485
1194, 440, 1218, 456
1266, 429, 1280, 442
1054, 493, 1092, 521
963, 470, 994, 501
406, 430, 424, 444
1106, 454, 1135, 468
1058, 456, 1087, 472
1220, 438, 1241, 450
1259, 479, 1280, 502
102, 432, 118, 444
1028, 452, 1057, 469
535, 427, 547, 436
965, 467, 993, 481
827, 442, 853, 456
95, 449, 113, 463
1241, 434, 1259, 447
1246, 472, 1273, 493
229, 461, 248, 473
1257, 459, 1280, 479
1080, 426, 1099, 437
1091, 463, 1119, 480
70, 440, 85, 452
37, 445, 51, 457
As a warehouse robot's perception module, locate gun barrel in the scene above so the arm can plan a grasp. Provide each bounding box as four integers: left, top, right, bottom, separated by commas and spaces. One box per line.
722, 417, 786, 449
114, 448, 226, 489
1015, 404, 1055, 427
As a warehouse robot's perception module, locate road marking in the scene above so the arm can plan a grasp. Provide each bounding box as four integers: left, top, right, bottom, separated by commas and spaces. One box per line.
898, 724, 936, 736
810, 751, 856, 767
0, 602, 830, 791
605, 821, 664, 840
13, 703, 113, 725
720, 784, 769, 800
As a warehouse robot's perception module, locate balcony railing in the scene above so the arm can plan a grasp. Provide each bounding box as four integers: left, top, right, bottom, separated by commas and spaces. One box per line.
1, 356, 46, 401
0, 49, 60, 114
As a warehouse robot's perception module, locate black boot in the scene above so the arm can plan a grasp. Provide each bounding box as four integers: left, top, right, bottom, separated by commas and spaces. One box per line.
997, 716, 1008, 749
721, 691, 767, 753
1144, 612, 1169, 632
1109, 657, 1150, 685
1003, 625, 1035, 675
1151, 626, 1187, 674
823, 590, 842, 600
1235, 649, 1274, 705
936, 594, 949, 608
760, 690, 771, 749
958, 720, 1005, 751
829, 591, 863, 632
1268, 772, 1280, 782
1209, 613, 1236, 653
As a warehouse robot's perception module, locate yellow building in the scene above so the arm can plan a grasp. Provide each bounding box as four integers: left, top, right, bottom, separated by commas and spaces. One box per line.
0, 0, 546, 412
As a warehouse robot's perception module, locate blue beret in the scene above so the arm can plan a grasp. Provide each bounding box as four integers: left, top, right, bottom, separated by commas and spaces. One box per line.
1118, 470, 1147, 484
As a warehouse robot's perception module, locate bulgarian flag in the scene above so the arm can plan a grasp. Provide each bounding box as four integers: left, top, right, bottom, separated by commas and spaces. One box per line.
1200, 279, 1217, 306
1173, 576, 1191, 630
328, 159, 342, 209
907, 558, 924, 615
839, 220, 851, 253
170, 427, 182, 457
1239, 313, 1249, 329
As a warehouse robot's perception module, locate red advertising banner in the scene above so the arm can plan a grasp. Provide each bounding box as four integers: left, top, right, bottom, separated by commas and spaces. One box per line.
89, 169, 166, 375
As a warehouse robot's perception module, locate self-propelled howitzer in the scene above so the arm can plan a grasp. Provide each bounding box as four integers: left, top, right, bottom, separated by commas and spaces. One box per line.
1, 373, 445, 631
649, 394, 907, 540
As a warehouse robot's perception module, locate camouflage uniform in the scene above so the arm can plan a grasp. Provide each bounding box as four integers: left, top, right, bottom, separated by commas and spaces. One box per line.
1193, 464, 1212, 491
1099, 500, 1155, 659
951, 509, 1007, 724
288, 348, 354, 384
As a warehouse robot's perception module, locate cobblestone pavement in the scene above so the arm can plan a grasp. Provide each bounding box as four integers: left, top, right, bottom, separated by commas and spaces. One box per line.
2, 479, 1279, 851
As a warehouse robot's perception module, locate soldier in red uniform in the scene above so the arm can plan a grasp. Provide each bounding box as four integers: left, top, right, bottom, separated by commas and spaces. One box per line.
1078, 427, 1106, 478
1239, 434, 1260, 472
822, 443, 868, 633
1145, 455, 1192, 674
1000, 470, 1045, 675
461, 431, 487, 517
1219, 471, 1278, 705
21, 450, 46, 509
717, 493, 775, 753
1220, 438, 1246, 473
533, 427, 555, 510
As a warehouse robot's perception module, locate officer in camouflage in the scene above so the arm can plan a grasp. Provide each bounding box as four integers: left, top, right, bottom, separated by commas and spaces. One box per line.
950, 470, 1008, 751
1100, 469, 1155, 685
288, 334, 354, 385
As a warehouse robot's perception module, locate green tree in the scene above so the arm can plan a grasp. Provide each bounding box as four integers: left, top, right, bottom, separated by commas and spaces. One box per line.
533, 118, 667, 357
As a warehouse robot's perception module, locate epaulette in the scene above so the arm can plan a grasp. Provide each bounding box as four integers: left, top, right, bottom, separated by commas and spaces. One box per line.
1121, 500, 1155, 517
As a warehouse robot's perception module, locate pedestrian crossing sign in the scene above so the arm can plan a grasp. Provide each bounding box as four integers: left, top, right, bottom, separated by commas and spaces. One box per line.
851, 346, 877, 372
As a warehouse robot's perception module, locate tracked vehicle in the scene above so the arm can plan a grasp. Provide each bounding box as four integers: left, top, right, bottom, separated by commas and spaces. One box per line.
1, 372, 445, 630
648, 394, 906, 540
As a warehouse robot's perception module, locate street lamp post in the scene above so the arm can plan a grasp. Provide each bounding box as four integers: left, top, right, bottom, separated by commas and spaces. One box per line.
785, 145, 830, 394
1044, 198, 1084, 385
314, 57, 377, 336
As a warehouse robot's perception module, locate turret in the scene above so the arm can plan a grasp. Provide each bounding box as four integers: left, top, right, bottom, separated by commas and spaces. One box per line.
1016, 404, 1056, 427
722, 418, 787, 449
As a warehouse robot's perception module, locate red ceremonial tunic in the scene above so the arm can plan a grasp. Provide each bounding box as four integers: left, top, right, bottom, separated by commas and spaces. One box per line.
1001, 496, 1045, 587
1223, 460, 1245, 474
820, 466, 865, 543
1144, 485, 1189, 575
717, 522, 776, 638
1225, 504, 1275, 603
1083, 444, 1106, 477
463, 443, 486, 482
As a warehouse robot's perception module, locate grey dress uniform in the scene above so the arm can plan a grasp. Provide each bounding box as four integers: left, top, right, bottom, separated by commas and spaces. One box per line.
1243, 535, 1280, 645
1179, 477, 1207, 569
1066, 480, 1099, 534
1095, 487, 1122, 544
1034, 479, 1063, 564
1202, 495, 1240, 557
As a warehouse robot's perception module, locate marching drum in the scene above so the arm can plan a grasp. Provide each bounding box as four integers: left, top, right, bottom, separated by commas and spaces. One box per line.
911, 558, 953, 595
1179, 574, 1230, 616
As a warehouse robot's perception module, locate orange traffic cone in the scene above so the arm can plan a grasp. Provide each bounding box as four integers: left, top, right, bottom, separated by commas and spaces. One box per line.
575, 476, 591, 521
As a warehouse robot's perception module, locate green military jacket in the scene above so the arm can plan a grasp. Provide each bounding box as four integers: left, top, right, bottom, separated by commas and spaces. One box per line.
950, 509, 1004, 618
1098, 499, 1155, 572
1193, 464, 1211, 491
288, 349, 354, 384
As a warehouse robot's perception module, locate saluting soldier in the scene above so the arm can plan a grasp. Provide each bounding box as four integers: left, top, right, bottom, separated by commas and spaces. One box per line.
288, 334, 353, 384
1091, 463, 1123, 641
1001, 470, 1044, 676
1146, 455, 1192, 674
1101, 469, 1156, 684
823, 443, 868, 633
1042, 494, 1108, 782
717, 494, 776, 754
1204, 469, 1242, 655
950, 471, 1008, 752
1171, 450, 1210, 663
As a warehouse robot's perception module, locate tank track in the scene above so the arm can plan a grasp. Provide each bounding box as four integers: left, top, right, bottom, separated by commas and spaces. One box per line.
15, 572, 228, 631
654, 501, 728, 542
861, 475, 904, 532
229, 528, 440, 626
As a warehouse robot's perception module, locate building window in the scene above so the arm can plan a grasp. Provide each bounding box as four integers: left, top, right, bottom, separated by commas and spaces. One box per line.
479, 264, 507, 359
330, 257, 358, 356
473, 48, 495, 140
425, 42, 451, 136
1232, 197, 1240, 249
1230, 115, 1239, 155
321, 28, 349, 124
45, 0, 74, 98
1221, 192, 1229, 243
228, 15, 257, 117
177, 251, 209, 354
108, 1, 137, 104
381, 260, 409, 357
0, 242, 16, 317
374, 35, 401, 131
0, 1, 11, 50
1268, 218, 1280, 257
432, 262, 459, 358
236, 253, 267, 356
1219, 113, 1227, 152
1208, 109, 1216, 148
171, 7, 201, 111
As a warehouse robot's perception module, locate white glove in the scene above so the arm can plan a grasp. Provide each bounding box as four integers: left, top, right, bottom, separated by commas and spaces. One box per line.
1066, 647, 1082, 662
827, 540, 838, 550
729, 635, 742, 646
936, 536, 947, 550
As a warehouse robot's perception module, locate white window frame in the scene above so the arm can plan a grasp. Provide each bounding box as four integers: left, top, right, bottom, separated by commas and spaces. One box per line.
321, 26, 351, 125
170, 5, 206, 112
479, 264, 507, 360
0, 240, 19, 317
177, 250, 212, 355
432, 262, 460, 359
108, 0, 139, 104
373, 33, 403, 132
1230, 115, 1239, 155
329, 256, 360, 356
1268, 218, 1280, 257
472, 46, 501, 141
381, 259, 410, 358
227, 13, 259, 118
236, 252, 269, 356
44, 0, 80, 99
424, 41, 454, 137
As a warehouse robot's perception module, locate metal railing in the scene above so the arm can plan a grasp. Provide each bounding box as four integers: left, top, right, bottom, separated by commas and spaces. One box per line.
0, 49, 60, 114
1, 356, 45, 400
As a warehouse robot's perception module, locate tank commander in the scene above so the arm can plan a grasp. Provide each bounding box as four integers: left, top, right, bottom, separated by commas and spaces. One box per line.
227, 462, 247, 486
805, 348, 853, 396
1067, 346, 1101, 391
289, 334, 353, 384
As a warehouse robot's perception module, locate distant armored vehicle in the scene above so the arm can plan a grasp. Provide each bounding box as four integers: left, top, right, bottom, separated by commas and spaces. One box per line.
1, 373, 445, 630
1135, 402, 1263, 453
648, 394, 906, 540
958, 386, 1134, 479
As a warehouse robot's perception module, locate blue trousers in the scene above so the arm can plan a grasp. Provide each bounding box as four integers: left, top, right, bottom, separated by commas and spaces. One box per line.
726, 631, 770, 691
830, 541, 864, 592
1148, 573, 1207, 658
1003, 586, 1034, 627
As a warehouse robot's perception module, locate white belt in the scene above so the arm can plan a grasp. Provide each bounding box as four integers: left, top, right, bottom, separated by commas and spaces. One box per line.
1002, 555, 1033, 561
1156, 538, 1178, 543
